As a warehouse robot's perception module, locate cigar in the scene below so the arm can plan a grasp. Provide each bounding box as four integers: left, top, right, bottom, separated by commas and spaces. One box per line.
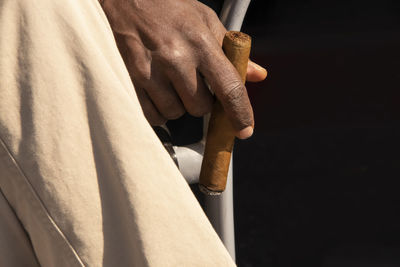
199, 31, 251, 195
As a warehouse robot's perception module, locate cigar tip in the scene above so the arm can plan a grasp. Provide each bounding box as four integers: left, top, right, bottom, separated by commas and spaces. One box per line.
224, 31, 251, 48
199, 184, 223, 196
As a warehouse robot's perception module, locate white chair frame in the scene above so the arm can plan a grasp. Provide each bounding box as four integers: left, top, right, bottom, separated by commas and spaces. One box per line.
174, 0, 252, 261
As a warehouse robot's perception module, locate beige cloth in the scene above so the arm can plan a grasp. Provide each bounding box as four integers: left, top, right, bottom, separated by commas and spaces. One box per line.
0, 0, 235, 266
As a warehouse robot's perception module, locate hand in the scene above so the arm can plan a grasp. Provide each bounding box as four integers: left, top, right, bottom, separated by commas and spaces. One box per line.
101, 0, 267, 139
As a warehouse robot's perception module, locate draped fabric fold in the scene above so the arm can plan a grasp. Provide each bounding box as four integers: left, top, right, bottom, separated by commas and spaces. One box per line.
0, 0, 235, 266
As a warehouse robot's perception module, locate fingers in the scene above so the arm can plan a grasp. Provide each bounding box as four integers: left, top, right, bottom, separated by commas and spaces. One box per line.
125, 39, 186, 123
166, 65, 214, 117
247, 60, 268, 82
144, 71, 186, 120
133, 68, 186, 122
119, 6, 263, 132
200, 52, 254, 139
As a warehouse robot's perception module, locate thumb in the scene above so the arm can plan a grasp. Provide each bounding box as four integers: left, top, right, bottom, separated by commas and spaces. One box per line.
246, 60, 268, 82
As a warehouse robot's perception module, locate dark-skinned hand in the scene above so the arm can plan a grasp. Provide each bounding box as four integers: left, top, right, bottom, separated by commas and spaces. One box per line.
101, 0, 267, 139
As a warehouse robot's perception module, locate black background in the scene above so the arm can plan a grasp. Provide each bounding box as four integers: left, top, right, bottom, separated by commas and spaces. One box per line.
234, 0, 400, 266
169, 1, 400, 266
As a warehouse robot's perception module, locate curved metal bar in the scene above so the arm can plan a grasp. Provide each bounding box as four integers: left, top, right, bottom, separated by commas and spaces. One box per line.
203, 0, 251, 261
220, 0, 251, 31
172, 0, 252, 261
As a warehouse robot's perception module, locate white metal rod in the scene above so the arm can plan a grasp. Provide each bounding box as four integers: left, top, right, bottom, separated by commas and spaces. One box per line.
173, 143, 204, 184
174, 0, 251, 261
202, 0, 251, 261
220, 0, 251, 31
204, 156, 236, 260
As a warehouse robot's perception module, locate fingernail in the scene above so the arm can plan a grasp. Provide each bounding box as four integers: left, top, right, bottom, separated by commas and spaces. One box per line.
238, 126, 254, 139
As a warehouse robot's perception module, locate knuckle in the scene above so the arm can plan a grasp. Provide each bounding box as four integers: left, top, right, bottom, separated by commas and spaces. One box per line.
135, 69, 151, 84
127, 51, 152, 83
198, 3, 218, 21
130, 62, 151, 84
188, 30, 215, 52
222, 81, 245, 104
158, 41, 188, 66
204, 7, 219, 22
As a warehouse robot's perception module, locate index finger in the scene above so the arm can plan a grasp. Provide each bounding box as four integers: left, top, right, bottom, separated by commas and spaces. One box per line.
199, 46, 254, 139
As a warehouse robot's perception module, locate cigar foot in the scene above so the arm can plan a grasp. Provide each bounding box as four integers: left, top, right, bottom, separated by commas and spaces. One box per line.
199, 184, 222, 196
